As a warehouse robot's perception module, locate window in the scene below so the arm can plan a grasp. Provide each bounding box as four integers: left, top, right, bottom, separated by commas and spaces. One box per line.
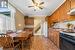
0, 14, 15, 33
0, 0, 8, 8
0, 4, 16, 33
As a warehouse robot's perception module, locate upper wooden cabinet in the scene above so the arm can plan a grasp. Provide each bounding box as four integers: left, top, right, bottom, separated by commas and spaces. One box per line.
59, 0, 70, 21
71, 0, 75, 8
24, 17, 34, 34
25, 17, 34, 25
47, 0, 75, 27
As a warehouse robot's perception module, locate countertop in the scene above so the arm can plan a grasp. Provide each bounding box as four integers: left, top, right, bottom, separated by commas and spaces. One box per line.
52, 27, 75, 37
60, 31, 75, 37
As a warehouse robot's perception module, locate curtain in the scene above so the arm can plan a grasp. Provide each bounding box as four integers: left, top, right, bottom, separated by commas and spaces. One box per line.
0, 4, 16, 33
0, 14, 6, 33
0, 14, 10, 33
8, 4, 16, 31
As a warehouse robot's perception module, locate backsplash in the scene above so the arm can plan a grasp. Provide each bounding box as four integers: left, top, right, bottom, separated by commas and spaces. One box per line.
53, 21, 75, 29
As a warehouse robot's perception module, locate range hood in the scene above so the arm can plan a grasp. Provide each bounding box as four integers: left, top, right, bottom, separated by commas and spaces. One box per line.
67, 8, 75, 16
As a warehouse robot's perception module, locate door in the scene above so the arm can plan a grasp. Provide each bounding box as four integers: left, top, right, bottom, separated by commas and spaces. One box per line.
41, 21, 48, 37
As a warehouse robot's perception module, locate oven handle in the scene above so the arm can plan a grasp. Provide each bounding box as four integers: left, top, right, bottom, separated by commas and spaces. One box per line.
60, 36, 75, 44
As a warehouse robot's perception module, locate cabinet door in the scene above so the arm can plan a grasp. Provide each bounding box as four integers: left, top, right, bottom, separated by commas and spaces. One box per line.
53, 29, 59, 48
71, 0, 75, 8
48, 28, 59, 48
25, 17, 34, 25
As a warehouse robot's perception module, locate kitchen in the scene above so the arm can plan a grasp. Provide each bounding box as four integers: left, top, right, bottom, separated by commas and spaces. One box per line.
48, 0, 75, 50
0, 0, 75, 50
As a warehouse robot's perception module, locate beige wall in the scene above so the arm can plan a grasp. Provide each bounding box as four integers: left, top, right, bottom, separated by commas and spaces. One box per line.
15, 9, 25, 30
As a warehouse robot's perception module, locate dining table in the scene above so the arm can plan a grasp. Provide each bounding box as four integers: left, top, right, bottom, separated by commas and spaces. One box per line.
0, 31, 33, 50
0, 31, 32, 49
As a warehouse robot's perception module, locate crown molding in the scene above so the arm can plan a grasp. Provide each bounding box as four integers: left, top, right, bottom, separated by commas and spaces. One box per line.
8, 0, 25, 16
49, 0, 66, 16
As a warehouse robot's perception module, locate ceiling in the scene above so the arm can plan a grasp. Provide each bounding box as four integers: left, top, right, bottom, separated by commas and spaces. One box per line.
8, 0, 66, 17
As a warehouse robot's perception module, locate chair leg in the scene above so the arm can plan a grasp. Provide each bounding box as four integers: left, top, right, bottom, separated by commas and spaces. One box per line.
22, 41, 23, 50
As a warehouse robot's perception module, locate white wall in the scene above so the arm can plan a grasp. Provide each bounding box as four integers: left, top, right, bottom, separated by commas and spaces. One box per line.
42, 21, 48, 37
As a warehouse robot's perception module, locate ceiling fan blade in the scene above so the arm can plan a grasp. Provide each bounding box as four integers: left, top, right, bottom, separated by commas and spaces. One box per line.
39, 2, 44, 5
32, 0, 38, 5
28, 6, 34, 7
32, 0, 35, 4
39, 7, 43, 9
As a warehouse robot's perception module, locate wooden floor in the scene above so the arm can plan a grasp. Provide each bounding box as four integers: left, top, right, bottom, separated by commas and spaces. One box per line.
30, 36, 59, 50
1, 36, 60, 50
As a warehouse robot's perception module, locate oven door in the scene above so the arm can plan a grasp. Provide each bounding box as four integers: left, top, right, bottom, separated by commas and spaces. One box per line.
60, 33, 75, 50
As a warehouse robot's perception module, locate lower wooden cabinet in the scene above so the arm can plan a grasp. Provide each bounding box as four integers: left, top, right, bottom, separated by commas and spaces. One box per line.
48, 28, 60, 48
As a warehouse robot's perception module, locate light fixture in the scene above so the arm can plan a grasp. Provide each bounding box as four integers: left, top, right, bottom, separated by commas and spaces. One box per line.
28, 0, 44, 11
1, 0, 8, 8
18, 24, 21, 27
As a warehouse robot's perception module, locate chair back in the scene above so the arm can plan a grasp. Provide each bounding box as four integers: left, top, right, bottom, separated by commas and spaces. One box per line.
0, 34, 13, 48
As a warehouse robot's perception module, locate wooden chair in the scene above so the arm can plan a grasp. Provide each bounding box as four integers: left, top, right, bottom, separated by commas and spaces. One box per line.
0, 34, 21, 49
18, 31, 33, 50
6, 31, 21, 48
0, 34, 12, 48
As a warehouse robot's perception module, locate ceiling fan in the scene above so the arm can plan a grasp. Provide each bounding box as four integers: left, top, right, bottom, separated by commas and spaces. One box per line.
28, 0, 44, 11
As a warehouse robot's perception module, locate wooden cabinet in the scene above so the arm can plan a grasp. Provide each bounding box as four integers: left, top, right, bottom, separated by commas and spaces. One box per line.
24, 17, 34, 28
71, 0, 75, 8
47, 0, 75, 27
24, 17, 34, 34
48, 28, 60, 48
25, 17, 34, 25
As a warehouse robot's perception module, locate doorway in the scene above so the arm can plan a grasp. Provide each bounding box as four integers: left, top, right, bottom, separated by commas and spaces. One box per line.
34, 17, 48, 37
